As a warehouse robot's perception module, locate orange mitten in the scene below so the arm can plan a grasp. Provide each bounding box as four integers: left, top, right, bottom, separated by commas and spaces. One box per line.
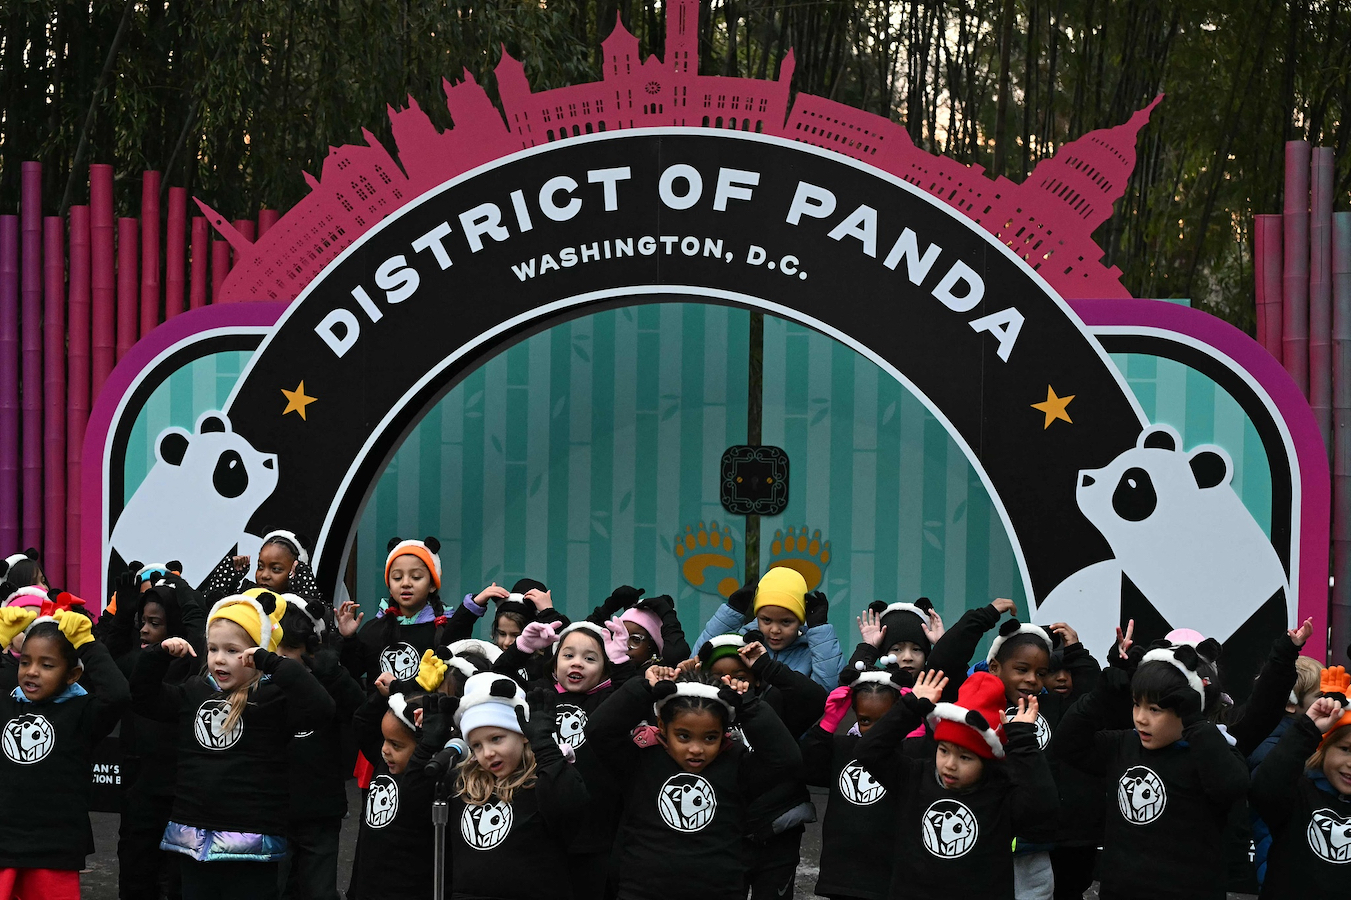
1320, 665, 1350, 704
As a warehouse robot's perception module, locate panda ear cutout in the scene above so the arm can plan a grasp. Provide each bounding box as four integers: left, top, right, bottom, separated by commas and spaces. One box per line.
165, 560, 183, 574
965, 710, 990, 731
744, 628, 766, 645
20, 549, 38, 562
651, 679, 679, 700
1196, 638, 1222, 662
839, 666, 862, 685
196, 413, 229, 434
255, 591, 278, 614
487, 678, 517, 700
997, 618, 1023, 638
423, 536, 441, 554
1188, 447, 1232, 490
1140, 426, 1179, 451
867, 600, 887, 614
1173, 644, 1201, 671
126, 561, 144, 573
386, 537, 403, 552
158, 429, 191, 466
914, 596, 934, 613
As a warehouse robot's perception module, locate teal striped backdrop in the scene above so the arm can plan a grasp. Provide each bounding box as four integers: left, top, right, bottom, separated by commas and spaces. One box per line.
117, 306, 1275, 657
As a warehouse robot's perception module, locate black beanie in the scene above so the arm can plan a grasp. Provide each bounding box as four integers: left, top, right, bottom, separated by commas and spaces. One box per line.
869, 597, 935, 656
511, 578, 547, 594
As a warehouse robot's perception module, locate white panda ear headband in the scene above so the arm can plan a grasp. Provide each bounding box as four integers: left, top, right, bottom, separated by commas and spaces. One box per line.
1140, 645, 1207, 705
388, 693, 419, 731
261, 530, 309, 566
651, 681, 738, 723
986, 621, 1054, 664
282, 594, 326, 635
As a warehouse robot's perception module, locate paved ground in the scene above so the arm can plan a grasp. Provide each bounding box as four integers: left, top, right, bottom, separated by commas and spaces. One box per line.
81, 784, 1256, 899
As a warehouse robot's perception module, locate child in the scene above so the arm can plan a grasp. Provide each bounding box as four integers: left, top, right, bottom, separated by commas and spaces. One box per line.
450, 673, 589, 899
585, 665, 803, 900
694, 566, 843, 690
855, 669, 1056, 899
0, 549, 44, 589
200, 530, 321, 605
846, 599, 944, 679
1249, 666, 1351, 897
1052, 642, 1250, 900
587, 585, 691, 666
697, 632, 827, 736
132, 591, 335, 899
350, 686, 457, 899
275, 594, 364, 900
800, 667, 904, 900
0, 598, 130, 899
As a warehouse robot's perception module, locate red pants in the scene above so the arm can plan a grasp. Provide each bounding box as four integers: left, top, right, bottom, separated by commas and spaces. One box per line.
0, 867, 80, 900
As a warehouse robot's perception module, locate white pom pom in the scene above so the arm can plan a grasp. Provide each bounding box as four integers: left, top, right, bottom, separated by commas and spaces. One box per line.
854, 660, 865, 671
881, 654, 898, 666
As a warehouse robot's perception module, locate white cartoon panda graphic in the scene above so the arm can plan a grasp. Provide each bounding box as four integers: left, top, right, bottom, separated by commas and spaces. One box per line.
1034, 424, 1289, 661
921, 799, 979, 858
657, 773, 717, 832
1005, 707, 1052, 750
460, 799, 514, 850
366, 775, 399, 828
1, 713, 55, 764
1307, 809, 1351, 864
554, 704, 587, 750
194, 699, 244, 751
110, 411, 279, 588
1117, 766, 1167, 825
838, 760, 886, 806
380, 643, 421, 681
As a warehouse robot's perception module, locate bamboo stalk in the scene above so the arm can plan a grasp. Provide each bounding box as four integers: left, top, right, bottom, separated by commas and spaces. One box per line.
116, 218, 138, 360
211, 237, 230, 301
20, 163, 43, 548
189, 216, 208, 309
1282, 140, 1311, 396
139, 171, 161, 335
67, 205, 91, 591
1333, 210, 1351, 665
42, 217, 65, 585
1255, 214, 1284, 361
90, 164, 115, 398
0, 217, 19, 554
165, 187, 187, 319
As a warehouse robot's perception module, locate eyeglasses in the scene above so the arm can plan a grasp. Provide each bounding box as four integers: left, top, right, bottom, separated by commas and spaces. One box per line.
626, 633, 652, 649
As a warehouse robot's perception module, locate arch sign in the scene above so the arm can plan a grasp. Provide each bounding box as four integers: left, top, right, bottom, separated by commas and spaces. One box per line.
83, 2, 1330, 679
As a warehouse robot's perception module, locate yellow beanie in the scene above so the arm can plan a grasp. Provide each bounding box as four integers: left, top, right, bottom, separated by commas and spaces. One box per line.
753, 566, 808, 623
208, 590, 287, 653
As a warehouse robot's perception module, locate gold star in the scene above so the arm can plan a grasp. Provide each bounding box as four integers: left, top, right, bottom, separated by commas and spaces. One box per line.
281, 381, 317, 420
1032, 386, 1074, 429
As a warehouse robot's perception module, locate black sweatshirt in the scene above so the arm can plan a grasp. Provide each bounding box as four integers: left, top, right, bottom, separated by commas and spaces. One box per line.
586, 677, 803, 900
352, 692, 450, 900
289, 649, 365, 822
0, 640, 130, 870
1223, 633, 1300, 758
855, 692, 1057, 899
801, 722, 898, 900
1249, 713, 1351, 898
925, 602, 1004, 702
450, 701, 589, 900
131, 646, 334, 836
742, 653, 824, 843
342, 614, 448, 687
1051, 671, 1250, 900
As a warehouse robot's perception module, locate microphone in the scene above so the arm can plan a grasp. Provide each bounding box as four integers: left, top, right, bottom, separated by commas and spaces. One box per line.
425, 737, 469, 778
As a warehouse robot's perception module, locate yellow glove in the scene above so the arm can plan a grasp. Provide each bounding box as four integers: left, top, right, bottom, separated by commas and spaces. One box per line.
1321, 665, 1350, 699
0, 607, 37, 651
53, 609, 94, 649
415, 648, 448, 692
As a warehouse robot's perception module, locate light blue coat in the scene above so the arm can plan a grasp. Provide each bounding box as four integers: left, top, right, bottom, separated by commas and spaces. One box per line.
695, 602, 844, 690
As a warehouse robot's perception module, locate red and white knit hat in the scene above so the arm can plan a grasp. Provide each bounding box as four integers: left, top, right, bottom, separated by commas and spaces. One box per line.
927, 672, 1009, 759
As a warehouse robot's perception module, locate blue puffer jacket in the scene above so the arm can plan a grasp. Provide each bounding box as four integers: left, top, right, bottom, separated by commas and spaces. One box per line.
695, 602, 844, 690
161, 821, 287, 863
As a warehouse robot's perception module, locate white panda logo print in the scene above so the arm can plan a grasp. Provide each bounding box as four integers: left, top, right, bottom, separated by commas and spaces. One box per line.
1117, 766, 1167, 825
193, 699, 244, 750
365, 775, 399, 828
921, 799, 979, 858
1006, 707, 1052, 749
380, 643, 421, 680
460, 800, 514, 850
554, 705, 587, 750
1, 713, 55, 764
657, 773, 717, 832
838, 760, 886, 806
1307, 809, 1351, 864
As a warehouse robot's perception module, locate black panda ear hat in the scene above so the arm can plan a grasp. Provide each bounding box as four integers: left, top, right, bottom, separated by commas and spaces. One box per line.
986, 618, 1054, 664
869, 597, 936, 655
0, 548, 41, 584
1139, 642, 1207, 707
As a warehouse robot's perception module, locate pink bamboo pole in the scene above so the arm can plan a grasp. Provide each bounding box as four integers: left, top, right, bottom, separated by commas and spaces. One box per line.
165, 187, 187, 319
1283, 140, 1311, 396
1332, 210, 1351, 664
1309, 147, 1335, 458
140, 171, 161, 335
42, 218, 65, 585
0, 218, 19, 554
258, 208, 279, 237
189, 216, 208, 309
67, 206, 91, 592
211, 237, 231, 301
116, 218, 138, 360
1255, 215, 1284, 362
90, 164, 115, 399
20, 163, 43, 549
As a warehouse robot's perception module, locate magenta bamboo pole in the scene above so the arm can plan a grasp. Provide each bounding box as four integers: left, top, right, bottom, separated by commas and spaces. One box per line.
90, 164, 115, 399
1310, 148, 1335, 458
258, 208, 279, 237
165, 187, 187, 319
140, 171, 161, 335
211, 237, 231, 301
116, 218, 138, 359
1255, 215, 1285, 362
0, 218, 19, 555
1332, 210, 1351, 664
189, 216, 207, 309
67, 206, 91, 592
20, 163, 43, 549
42, 218, 65, 585
1283, 140, 1311, 396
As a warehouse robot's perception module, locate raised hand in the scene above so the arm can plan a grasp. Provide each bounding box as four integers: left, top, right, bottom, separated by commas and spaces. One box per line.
516, 620, 564, 653
231, 555, 251, 574
674, 657, 700, 677
1049, 622, 1079, 646
738, 641, 767, 666
720, 674, 751, 695
645, 665, 679, 687
805, 591, 830, 628
335, 600, 364, 638
726, 579, 757, 618
523, 588, 553, 611
474, 583, 511, 607
1307, 696, 1345, 732
1288, 617, 1314, 648
161, 637, 196, 658
992, 597, 1017, 616
374, 671, 396, 698
1115, 619, 1135, 660
1009, 694, 1040, 725
857, 609, 886, 648
241, 647, 260, 669
922, 608, 945, 644
602, 620, 631, 665
910, 668, 948, 704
